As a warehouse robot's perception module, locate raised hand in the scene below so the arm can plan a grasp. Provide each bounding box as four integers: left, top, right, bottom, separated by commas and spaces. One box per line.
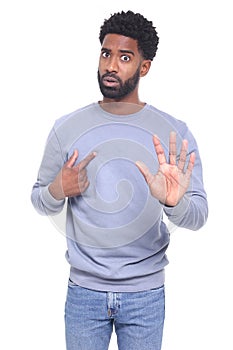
49, 150, 96, 200
136, 132, 195, 207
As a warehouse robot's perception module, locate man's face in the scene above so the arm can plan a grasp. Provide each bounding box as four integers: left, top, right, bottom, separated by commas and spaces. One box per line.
98, 34, 143, 100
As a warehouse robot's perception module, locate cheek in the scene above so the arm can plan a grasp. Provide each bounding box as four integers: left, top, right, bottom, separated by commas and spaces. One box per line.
98, 59, 105, 75
120, 64, 139, 79
98, 59, 101, 70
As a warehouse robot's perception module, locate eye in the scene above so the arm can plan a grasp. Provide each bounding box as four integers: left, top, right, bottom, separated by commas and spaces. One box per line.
121, 55, 130, 62
102, 51, 110, 58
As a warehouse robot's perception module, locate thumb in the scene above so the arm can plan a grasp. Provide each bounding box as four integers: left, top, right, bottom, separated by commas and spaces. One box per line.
135, 161, 153, 184
66, 150, 79, 168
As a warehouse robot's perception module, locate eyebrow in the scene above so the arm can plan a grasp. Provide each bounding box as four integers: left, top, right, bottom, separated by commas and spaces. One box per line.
101, 48, 135, 56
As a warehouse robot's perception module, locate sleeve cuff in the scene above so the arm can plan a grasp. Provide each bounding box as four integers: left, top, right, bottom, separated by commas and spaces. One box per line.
163, 195, 190, 218
41, 185, 65, 210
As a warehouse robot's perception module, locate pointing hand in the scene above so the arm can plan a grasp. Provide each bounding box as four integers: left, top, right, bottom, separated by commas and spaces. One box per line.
49, 150, 96, 200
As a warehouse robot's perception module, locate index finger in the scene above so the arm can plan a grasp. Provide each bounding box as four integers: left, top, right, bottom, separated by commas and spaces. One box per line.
153, 135, 167, 165
77, 151, 97, 170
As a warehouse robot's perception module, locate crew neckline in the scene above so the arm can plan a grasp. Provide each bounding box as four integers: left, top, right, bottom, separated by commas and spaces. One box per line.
94, 102, 149, 121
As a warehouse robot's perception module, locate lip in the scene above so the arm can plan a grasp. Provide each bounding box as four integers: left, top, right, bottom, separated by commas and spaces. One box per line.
102, 76, 119, 87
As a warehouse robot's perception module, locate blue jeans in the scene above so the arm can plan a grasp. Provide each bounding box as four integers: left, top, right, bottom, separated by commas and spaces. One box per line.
65, 280, 165, 350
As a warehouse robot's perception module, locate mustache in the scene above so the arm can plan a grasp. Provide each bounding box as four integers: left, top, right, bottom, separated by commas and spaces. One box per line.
101, 72, 122, 83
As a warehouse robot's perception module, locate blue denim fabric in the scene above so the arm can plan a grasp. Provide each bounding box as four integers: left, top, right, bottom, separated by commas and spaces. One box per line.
65, 280, 165, 350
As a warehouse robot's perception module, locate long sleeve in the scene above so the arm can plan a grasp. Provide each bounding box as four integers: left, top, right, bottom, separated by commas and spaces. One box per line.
163, 128, 208, 231
31, 127, 66, 216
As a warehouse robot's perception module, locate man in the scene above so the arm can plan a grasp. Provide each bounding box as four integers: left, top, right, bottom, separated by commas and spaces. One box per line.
31, 10, 208, 350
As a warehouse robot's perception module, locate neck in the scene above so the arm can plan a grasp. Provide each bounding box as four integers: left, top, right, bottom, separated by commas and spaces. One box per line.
99, 91, 145, 115
99, 100, 145, 115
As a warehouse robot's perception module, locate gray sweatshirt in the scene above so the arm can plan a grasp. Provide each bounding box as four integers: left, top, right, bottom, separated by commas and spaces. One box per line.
31, 103, 208, 292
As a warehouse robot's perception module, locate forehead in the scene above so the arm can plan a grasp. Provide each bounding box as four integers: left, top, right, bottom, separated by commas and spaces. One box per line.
101, 33, 139, 54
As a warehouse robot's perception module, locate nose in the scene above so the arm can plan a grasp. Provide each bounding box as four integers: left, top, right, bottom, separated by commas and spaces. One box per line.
106, 56, 118, 73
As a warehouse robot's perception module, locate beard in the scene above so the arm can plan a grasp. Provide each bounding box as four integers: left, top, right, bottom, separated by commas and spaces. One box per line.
97, 66, 141, 99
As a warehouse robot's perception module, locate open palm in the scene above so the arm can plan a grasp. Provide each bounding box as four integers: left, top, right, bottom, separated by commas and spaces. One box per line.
136, 132, 195, 207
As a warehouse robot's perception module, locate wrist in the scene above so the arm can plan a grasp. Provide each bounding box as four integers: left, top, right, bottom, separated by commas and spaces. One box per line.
49, 174, 65, 200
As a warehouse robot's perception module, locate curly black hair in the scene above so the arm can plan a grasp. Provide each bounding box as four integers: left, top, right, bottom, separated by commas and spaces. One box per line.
99, 10, 159, 61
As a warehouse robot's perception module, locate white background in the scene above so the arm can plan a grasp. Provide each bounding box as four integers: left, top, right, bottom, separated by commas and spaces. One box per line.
1, 0, 232, 349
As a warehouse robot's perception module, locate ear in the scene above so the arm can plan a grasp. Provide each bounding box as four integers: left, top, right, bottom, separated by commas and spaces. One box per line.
140, 60, 151, 77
